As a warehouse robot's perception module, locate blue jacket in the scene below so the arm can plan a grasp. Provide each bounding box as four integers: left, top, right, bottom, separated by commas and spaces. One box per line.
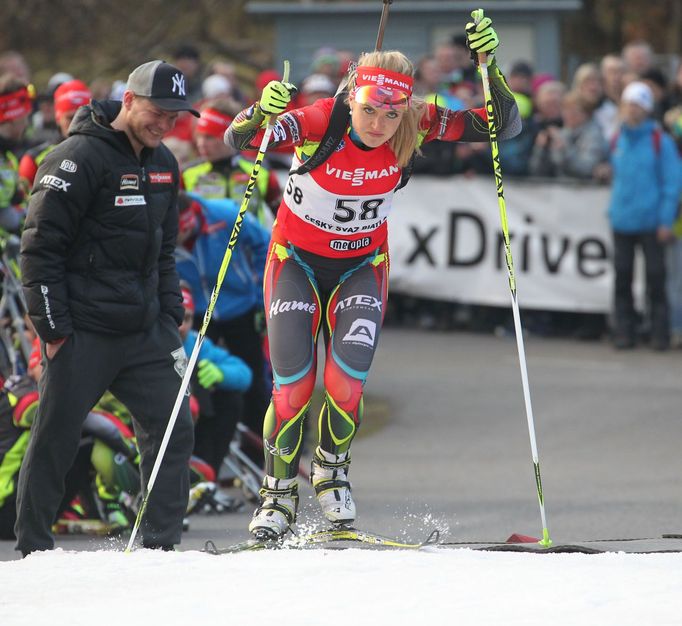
183, 329, 252, 392
608, 120, 681, 233
175, 195, 270, 321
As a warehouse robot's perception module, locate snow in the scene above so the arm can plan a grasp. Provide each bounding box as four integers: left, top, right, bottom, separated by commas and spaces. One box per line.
1, 546, 681, 625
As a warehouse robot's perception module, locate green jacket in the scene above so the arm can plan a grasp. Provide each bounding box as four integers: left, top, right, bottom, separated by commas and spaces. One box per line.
182, 156, 271, 226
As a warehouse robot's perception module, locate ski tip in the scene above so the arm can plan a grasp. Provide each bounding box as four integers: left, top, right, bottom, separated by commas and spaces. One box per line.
506, 533, 541, 544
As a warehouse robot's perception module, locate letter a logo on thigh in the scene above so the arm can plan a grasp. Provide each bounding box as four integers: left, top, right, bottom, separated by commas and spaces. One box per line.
343, 318, 377, 347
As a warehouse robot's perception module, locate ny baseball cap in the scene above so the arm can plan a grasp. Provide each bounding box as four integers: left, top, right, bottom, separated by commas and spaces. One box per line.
127, 60, 200, 117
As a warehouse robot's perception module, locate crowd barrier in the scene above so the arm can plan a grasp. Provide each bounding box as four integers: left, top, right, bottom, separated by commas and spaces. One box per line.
388, 176, 622, 313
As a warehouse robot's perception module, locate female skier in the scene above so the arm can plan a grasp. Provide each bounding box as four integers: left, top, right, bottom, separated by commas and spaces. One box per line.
225, 10, 520, 538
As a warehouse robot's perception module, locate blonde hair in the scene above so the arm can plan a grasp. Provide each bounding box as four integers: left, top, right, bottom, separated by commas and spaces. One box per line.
572, 63, 601, 90
347, 50, 424, 167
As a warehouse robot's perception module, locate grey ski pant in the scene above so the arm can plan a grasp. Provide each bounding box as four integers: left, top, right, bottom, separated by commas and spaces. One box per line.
15, 315, 194, 554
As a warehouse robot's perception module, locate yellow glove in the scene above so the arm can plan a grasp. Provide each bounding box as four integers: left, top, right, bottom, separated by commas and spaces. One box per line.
197, 359, 224, 389
465, 9, 500, 61
259, 80, 298, 115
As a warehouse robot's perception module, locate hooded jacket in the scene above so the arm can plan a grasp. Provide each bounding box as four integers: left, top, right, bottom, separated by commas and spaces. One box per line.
174, 194, 269, 321
608, 119, 681, 233
20, 100, 184, 341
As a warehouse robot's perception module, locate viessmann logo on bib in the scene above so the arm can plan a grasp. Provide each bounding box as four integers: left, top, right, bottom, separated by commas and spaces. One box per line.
324, 164, 399, 187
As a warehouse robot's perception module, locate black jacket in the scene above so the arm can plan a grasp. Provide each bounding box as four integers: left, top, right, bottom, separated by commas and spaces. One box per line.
20, 100, 184, 342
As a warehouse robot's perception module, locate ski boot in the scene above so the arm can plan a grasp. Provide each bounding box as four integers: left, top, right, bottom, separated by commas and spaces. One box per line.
248, 476, 299, 539
310, 447, 356, 525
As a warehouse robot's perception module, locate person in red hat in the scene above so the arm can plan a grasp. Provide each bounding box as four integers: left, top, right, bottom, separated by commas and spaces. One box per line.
226, 10, 521, 539
19, 79, 92, 188
0, 73, 34, 232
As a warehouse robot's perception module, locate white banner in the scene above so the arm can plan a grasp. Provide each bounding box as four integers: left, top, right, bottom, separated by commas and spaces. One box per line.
388, 176, 615, 312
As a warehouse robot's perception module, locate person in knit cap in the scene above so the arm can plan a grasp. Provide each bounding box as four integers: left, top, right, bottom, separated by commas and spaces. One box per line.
603, 81, 681, 350
19, 79, 92, 188
0, 73, 34, 232
53, 80, 92, 134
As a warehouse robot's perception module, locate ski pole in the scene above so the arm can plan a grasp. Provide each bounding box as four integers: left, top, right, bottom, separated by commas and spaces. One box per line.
474, 22, 551, 548
375, 0, 393, 50
125, 60, 291, 553
336, 0, 393, 97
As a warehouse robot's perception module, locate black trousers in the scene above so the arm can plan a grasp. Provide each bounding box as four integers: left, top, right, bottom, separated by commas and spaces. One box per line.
15, 316, 194, 554
203, 308, 270, 463
192, 386, 243, 475
613, 231, 669, 342
0, 492, 17, 540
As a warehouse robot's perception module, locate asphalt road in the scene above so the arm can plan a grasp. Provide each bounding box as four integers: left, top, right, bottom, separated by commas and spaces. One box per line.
2, 327, 681, 559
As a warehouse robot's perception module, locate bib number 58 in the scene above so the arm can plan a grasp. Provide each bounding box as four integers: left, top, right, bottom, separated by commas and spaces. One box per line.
333, 198, 384, 224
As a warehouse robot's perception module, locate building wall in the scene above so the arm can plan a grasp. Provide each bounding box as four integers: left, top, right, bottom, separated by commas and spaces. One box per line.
248, 2, 580, 83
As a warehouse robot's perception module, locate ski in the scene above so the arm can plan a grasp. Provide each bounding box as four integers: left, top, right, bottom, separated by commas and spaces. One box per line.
300, 527, 440, 549
204, 537, 278, 554
204, 527, 441, 554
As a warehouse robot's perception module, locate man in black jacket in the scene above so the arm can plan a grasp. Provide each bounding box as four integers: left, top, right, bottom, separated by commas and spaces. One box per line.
16, 60, 200, 556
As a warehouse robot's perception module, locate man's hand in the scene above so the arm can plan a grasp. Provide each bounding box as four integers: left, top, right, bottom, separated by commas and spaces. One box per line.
465, 9, 500, 61
259, 80, 297, 115
46, 337, 67, 360
197, 359, 224, 389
